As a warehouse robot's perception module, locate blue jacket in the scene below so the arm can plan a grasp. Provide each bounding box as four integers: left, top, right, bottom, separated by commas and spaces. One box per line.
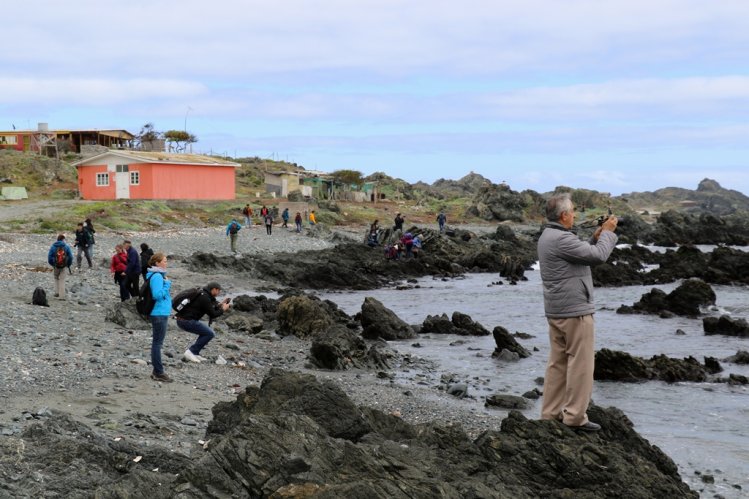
125, 246, 141, 274
147, 268, 172, 317
226, 220, 242, 236
47, 240, 73, 268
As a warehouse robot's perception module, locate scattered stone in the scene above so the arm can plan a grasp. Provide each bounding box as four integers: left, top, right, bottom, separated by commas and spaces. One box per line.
447, 384, 468, 398
491, 326, 531, 359
485, 394, 530, 410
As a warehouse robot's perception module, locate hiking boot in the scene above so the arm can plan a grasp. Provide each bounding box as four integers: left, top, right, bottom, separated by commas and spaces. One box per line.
151, 372, 173, 383
183, 349, 201, 363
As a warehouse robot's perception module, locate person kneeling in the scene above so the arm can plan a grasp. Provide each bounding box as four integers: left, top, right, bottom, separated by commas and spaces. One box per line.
175, 282, 231, 363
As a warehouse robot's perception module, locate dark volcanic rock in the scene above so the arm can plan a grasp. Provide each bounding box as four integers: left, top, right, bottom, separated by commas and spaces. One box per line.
703, 315, 749, 337
420, 311, 490, 336
617, 279, 715, 317
276, 295, 333, 338
491, 325, 531, 359
648, 209, 749, 246
595, 349, 708, 383
485, 394, 530, 410
309, 325, 393, 370
724, 350, 749, 364
360, 297, 416, 340
0, 370, 697, 498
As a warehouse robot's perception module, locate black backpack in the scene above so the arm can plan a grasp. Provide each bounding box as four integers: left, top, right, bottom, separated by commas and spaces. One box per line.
172, 287, 204, 313
32, 287, 49, 307
135, 274, 156, 319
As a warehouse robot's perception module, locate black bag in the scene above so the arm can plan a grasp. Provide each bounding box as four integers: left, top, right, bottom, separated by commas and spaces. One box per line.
172, 287, 204, 313
229, 222, 239, 235
32, 287, 49, 307
135, 274, 156, 319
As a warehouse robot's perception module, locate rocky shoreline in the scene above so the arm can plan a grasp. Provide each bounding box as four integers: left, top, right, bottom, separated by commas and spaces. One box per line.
0, 225, 706, 497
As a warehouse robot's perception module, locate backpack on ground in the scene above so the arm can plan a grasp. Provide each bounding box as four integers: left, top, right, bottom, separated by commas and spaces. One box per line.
32, 287, 49, 307
229, 222, 239, 235
135, 274, 156, 319
55, 247, 67, 268
172, 287, 204, 313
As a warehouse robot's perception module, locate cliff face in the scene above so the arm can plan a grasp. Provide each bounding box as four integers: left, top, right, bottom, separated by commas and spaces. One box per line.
622, 178, 749, 215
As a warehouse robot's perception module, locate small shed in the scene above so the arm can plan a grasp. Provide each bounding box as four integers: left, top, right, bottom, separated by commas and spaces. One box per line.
73, 151, 238, 200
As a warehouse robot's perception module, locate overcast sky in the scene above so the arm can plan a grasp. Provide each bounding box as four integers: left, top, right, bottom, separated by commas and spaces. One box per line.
2, 0, 749, 195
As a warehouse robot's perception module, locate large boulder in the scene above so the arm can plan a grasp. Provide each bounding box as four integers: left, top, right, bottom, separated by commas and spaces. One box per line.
104, 301, 150, 330
309, 325, 393, 370
595, 349, 708, 383
491, 326, 531, 359
703, 315, 749, 337
617, 279, 715, 317
420, 311, 490, 336
276, 295, 333, 338
359, 297, 416, 340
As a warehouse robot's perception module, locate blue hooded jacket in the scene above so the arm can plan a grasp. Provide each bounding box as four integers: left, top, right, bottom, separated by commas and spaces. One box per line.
47, 240, 73, 268
146, 267, 172, 317
226, 220, 242, 236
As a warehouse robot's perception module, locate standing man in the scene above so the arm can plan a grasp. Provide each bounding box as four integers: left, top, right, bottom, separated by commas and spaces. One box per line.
264, 210, 274, 235
538, 193, 617, 432
226, 219, 242, 253
437, 211, 447, 233
176, 282, 231, 363
294, 212, 303, 232
281, 207, 290, 228
47, 234, 73, 299
123, 240, 141, 298
242, 204, 253, 228
74, 222, 93, 270
393, 213, 404, 232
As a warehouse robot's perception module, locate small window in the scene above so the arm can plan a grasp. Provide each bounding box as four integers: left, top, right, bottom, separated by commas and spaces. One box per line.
130, 171, 140, 185
96, 173, 109, 186
115, 164, 129, 173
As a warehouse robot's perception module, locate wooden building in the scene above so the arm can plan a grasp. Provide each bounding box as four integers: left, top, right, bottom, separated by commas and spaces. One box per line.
73, 151, 238, 200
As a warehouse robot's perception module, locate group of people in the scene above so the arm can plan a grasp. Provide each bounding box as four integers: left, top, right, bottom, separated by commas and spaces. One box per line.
226, 206, 317, 253
109, 241, 152, 302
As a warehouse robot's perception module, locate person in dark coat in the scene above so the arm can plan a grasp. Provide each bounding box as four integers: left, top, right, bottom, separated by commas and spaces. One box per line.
140, 243, 154, 279
175, 282, 231, 362
123, 240, 142, 298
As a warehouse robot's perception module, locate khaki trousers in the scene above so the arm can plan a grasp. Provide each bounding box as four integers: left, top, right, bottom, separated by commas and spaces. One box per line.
53, 267, 67, 298
541, 314, 595, 426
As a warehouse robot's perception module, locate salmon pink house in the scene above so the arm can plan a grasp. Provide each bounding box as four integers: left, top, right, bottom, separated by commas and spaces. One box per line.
73, 151, 239, 200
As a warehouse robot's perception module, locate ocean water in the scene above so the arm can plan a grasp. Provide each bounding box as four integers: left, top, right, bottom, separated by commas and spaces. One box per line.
317, 270, 749, 497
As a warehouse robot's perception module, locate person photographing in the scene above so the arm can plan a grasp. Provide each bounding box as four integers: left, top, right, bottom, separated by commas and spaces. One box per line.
175, 282, 231, 363
538, 194, 618, 431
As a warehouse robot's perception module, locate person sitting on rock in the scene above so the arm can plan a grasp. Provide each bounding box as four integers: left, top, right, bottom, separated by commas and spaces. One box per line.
176, 282, 231, 363
401, 232, 414, 258
412, 234, 423, 257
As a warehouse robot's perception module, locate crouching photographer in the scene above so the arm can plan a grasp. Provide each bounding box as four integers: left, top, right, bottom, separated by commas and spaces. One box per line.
175, 281, 231, 363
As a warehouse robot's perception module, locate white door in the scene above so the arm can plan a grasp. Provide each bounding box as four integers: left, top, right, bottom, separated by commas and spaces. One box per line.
115, 171, 130, 199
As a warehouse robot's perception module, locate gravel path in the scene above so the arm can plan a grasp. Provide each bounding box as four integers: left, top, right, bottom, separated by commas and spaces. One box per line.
0, 224, 508, 453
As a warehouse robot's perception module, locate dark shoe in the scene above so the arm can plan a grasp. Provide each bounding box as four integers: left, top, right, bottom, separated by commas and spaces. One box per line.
150, 372, 173, 383
567, 421, 601, 432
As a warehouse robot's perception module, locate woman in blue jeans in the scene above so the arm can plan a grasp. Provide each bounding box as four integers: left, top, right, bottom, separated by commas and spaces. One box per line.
146, 252, 173, 382
175, 282, 231, 363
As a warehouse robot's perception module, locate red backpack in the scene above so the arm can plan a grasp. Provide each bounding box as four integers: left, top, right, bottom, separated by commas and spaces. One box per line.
55, 247, 67, 268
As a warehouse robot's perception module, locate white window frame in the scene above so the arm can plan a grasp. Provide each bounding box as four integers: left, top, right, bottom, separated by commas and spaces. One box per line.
130, 171, 140, 185
115, 164, 129, 173
96, 173, 109, 186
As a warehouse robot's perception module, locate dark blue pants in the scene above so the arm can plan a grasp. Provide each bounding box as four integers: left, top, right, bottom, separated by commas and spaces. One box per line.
150, 315, 168, 375
177, 319, 215, 355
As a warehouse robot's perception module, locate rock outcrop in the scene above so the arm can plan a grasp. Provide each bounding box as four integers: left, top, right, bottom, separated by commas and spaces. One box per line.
491, 325, 532, 359
703, 315, 749, 337
359, 297, 416, 340
420, 311, 490, 336
595, 349, 710, 383
617, 279, 716, 317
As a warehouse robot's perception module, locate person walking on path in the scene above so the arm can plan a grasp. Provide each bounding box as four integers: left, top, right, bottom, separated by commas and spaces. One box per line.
123, 240, 141, 298
294, 212, 303, 232
281, 208, 290, 228
47, 234, 73, 299
139, 243, 154, 280
84, 218, 96, 259
393, 213, 404, 232
242, 204, 254, 228
538, 193, 618, 432
264, 211, 274, 235
226, 219, 242, 253
146, 252, 173, 382
309, 210, 317, 227
110, 244, 129, 302
73, 222, 93, 270
437, 211, 447, 233
176, 282, 231, 363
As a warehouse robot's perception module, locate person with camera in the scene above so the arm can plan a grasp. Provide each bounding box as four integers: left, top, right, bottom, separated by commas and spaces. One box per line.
538, 193, 618, 432
176, 282, 231, 363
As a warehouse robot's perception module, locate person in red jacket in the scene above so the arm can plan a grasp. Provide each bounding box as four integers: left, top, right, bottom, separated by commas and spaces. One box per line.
110, 244, 129, 301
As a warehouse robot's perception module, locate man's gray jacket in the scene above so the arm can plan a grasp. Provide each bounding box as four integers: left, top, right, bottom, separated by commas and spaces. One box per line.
538, 222, 618, 319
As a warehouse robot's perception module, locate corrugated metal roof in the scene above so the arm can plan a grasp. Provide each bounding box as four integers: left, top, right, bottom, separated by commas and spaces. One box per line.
72, 150, 240, 167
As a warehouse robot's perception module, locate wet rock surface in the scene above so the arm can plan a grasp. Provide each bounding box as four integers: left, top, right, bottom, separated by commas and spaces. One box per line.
359, 296, 417, 341
595, 349, 711, 382
0, 370, 697, 498
617, 279, 716, 317
491, 325, 532, 359
420, 311, 491, 336
703, 315, 749, 337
